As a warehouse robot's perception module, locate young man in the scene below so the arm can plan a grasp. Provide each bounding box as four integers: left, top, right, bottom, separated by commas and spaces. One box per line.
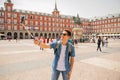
34, 30, 75, 80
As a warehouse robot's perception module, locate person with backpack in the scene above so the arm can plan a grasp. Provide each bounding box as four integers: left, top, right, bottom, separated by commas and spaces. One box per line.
34, 30, 75, 80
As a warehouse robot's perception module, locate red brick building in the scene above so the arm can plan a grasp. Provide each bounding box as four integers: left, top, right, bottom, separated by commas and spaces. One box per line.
89, 15, 120, 37
0, 0, 120, 39
0, 0, 78, 39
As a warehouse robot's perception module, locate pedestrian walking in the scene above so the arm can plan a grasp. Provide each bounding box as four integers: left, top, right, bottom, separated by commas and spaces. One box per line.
34, 30, 75, 80
97, 36, 102, 52
101, 37, 105, 47
39, 37, 44, 50
104, 37, 108, 47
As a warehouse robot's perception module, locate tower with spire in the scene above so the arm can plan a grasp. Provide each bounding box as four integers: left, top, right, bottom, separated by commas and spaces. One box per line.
52, 0, 60, 16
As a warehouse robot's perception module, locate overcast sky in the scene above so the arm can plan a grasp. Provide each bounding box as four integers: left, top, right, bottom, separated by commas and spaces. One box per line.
0, 0, 120, 18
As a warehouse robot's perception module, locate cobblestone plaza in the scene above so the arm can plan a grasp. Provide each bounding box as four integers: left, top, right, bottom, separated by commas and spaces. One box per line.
0, 39, 120, 80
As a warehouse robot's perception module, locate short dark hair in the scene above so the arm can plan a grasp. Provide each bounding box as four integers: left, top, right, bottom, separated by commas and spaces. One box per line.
64, 30, 71, 37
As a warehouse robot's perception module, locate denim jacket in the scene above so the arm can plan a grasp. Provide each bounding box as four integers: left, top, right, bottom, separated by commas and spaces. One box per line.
50, 41, 75, 73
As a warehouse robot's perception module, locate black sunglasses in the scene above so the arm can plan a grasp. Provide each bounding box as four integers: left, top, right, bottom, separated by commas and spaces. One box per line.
61, 33, 68, 36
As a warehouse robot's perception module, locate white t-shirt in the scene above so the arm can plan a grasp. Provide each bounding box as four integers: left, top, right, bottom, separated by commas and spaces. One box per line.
56, 45, 66, 71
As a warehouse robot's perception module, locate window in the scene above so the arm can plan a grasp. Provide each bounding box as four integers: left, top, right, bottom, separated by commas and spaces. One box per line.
35, 16, 38, 20
114, 19, 116, 22
45, 28, 47, 31
56, 19, 58, 22
35, 21, 38, 25
48, 17, 51, 21
0, 26, 4, 30
30, 21, 33, 25
48, 22, 51, 26
14, 26, 17, 30
13, 14, 17, 18
49, 27, 51, 31
118, 18, 120, 22
8, 19, 11, 24
52, 18, 55, 21
14, 20, 17, 24
7, 6, 11, 12
53, 28, 55, 31
0, 19, 4, 23
56, 23, 58, 27
8, 26, 11, 30
111, 19, 113, 22
40, 16, 42, 20
30, 16, 33, 19
66, 19, 68, 23
44, 22, 47, 27
40, 22, 43, 26
60, 24, 62, 27
7, 13, 11, 18
20, 25, 23, 30
40, 27, 42, 31
44, 17, 47, 21
52, 23, 55, 27
25, 15, 28, 19
118, 23, 120, 26
0, 12, 4, 16
25, 21, 28, 25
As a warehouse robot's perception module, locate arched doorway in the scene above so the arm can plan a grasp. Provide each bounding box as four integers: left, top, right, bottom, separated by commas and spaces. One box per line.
52, 33, 55, 39
7, 32, 12, 39
14, 32, 17, 39
35, 33, 38, 37
20, 32, 23, 39
56, 33, 59, 38
40, 33, 43, 37
48, 33, 51, 38
25, 33, 28, 39
44, 33, 47, 38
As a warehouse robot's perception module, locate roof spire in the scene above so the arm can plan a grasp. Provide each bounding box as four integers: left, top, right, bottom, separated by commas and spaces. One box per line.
54, 0, 58, 11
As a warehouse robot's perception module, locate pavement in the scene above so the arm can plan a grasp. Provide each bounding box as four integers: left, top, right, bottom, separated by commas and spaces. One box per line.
0, 39, 120, 80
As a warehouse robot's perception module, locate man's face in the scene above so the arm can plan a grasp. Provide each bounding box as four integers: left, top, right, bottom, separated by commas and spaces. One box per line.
61, 31, 70, 42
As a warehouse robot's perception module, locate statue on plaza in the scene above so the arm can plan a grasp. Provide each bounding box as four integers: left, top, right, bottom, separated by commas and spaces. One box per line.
73, 14, 82, 25
6, 0, 11, 3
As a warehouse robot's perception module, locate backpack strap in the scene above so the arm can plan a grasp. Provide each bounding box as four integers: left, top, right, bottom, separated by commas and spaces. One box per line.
54, 42, 61, 54
54, 42, 72, 62
68, 43, 72, 54
68, 43, 72, 61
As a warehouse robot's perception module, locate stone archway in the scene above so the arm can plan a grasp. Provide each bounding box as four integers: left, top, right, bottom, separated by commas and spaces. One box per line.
48, 33, 51, 38
20, 32, 23, 39
14, 32, 17, 39
52, 33, 55, 39
7, 32, 12, 39
44, 33, 47, 38
35, 33, 38, 37
56, 33, 59, 38
25, 33, 28, 39
40, 33, 43, 37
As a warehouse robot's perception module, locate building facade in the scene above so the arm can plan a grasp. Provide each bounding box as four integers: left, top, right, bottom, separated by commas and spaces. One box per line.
0, 0, 120, 39
0, 0, 80, 39
89, 15, 120, 37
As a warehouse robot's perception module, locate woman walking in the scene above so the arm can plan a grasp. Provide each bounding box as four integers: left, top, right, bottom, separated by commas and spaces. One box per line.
97, 36, 102, 52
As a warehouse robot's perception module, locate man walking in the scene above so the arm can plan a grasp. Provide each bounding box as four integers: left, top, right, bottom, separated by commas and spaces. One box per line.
97, 36, 102, 52
34, 30, 75, 80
